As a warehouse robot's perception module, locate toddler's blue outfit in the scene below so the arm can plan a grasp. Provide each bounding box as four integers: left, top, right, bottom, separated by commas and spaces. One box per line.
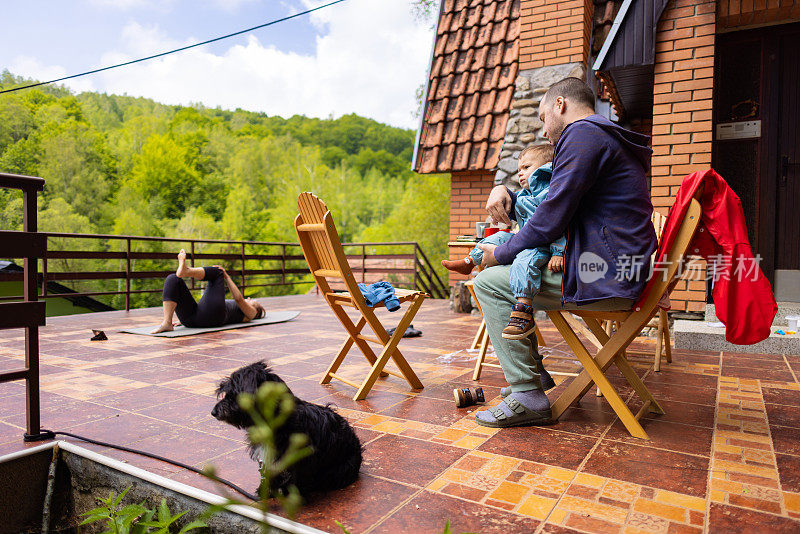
358, 281, 400, 311
469, 163, 566, 299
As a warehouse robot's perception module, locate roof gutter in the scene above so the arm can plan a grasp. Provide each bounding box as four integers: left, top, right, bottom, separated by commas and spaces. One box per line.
411, 0, 444, 172
592, 0, 635, 72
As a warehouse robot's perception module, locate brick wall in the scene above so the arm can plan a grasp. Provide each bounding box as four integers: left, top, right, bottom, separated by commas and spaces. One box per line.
718, 0, 800, 30
519, 0, 594, 70
448, 170, 496, 285
650, 0, 716, 313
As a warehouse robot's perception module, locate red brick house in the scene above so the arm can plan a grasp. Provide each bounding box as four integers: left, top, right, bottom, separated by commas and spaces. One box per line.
414, 0, 800, 312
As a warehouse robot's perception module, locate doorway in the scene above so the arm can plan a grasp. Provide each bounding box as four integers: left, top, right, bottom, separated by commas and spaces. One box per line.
713, 22, 800, 301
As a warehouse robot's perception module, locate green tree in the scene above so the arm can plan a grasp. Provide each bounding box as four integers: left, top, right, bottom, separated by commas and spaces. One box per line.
125, 134, 202, 219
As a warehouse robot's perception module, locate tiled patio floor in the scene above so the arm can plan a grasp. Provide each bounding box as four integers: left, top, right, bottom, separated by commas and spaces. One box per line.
1, 293, 800, 533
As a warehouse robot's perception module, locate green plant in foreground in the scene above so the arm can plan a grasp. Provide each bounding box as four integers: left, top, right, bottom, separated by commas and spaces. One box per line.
203, 381, 314, 529
80, 486, 206, 534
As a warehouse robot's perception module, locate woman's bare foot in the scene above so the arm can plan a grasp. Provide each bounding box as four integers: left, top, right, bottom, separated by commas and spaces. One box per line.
150, 322, 174, 334
176, 249, 190, 277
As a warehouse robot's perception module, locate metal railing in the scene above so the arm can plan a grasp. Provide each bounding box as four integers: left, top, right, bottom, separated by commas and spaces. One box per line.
1, 234, 449, 309
0, 173, 49, 442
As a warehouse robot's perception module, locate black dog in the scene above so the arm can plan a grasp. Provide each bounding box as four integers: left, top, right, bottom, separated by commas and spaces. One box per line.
211, 361, 362, 497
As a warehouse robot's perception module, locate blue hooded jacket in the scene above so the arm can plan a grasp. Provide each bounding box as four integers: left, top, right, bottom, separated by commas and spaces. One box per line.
512, 162, 566, 258
495, 114, 657, 305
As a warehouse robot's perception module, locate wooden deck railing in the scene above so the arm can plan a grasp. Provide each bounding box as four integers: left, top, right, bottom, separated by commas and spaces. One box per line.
0, 235, 449, 309
0, 173, 50, 442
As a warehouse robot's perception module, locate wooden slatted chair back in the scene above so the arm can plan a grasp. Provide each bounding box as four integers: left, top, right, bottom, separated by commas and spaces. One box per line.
295, 192, 366, 306
635, 198, 702, 315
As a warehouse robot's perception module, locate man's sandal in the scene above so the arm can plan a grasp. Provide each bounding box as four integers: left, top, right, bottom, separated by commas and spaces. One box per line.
475, 397, 553, 428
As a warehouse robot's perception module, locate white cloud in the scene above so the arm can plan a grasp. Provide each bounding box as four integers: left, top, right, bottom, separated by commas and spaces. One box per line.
86, 0, 175, 11
13, 0, 434, 129
9, 56, 97, 94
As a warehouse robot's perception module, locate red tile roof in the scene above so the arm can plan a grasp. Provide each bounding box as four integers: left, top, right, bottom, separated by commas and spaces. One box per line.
414, 0, 622, 174
414, 0, 520, 174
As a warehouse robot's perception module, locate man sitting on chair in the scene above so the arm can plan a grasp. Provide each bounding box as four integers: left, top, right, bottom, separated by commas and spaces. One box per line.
472, 77, 657, 428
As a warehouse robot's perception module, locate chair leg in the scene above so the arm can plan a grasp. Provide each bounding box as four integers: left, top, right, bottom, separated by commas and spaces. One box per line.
577, 316, 664, 415
321, 313, 367, 385
472, 325, 490, 381
470, 319, 485, 351
548, 312, 649, 439
660, 309, 672, 363
535, 325, 546, 348
325, 307, 389, 383
355, 296, 425, 400
654, 318, 664, 372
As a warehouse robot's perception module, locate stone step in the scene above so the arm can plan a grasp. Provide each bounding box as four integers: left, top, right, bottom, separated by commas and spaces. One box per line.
705, 302, 800, 326
674, 319, 800, 354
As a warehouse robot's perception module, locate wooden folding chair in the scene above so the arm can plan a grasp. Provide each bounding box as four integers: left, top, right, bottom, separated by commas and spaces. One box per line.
608, 210, 672, 371
295, 192, 427, 401
546, 196, 702, 439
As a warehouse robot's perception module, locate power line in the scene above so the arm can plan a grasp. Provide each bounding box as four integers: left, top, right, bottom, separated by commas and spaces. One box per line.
0, 0, 346, 95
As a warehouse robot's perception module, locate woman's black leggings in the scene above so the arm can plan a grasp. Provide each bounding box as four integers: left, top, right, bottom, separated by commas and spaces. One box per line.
162, 266, 226, 328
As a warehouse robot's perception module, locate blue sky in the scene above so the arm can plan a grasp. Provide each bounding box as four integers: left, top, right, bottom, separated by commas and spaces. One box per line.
0, 0, 435, 128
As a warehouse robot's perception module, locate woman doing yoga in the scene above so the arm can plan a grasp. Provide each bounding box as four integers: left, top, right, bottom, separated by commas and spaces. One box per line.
152, 249, 266, 334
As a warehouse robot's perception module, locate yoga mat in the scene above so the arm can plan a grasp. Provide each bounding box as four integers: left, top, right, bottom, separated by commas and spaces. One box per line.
120, 311, 301, 337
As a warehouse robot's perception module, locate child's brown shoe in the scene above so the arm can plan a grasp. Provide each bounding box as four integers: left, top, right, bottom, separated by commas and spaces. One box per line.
441, 257, 475, 275
502, 302, 535, 339
454, 387, 485, 408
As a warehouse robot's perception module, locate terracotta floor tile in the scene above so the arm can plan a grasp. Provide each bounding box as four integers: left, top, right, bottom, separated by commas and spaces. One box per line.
721, 364, 795, 382
375, 490, 536, 533
767, 403, 800, 429
583, 440, 709, 497
771, 425, 800, 457
292, 474, 418, 533
379, 395, 470, 427
709, 503, 800, 533
314, 389, 410, 414
361, 434, 466, 486
777, 453, 800, 493
630, 398, 716, 428
92, 384, 197, 410
549, 407, 617, 437
540, 523, 585, 534
762, 387, 800, 407
478, 427, 599, 470
604, 418, 713, 457
642, 381, 718, 406
0, 420, 23, 444
59, 411, 181, 445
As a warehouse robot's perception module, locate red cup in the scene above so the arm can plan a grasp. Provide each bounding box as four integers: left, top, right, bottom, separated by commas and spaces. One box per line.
484, 228, 511, 237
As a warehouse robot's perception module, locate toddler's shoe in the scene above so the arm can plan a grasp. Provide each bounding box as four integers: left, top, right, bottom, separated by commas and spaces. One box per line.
454, 387, 485, 408
502, 302, 535, 339
441, 257, 475, 275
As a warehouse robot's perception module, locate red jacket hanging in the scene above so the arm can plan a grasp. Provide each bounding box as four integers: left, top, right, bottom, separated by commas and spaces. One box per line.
636, 169, 777, 345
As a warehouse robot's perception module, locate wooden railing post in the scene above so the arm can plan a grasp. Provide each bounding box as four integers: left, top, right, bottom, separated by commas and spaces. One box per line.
22, 187, 41, 438
125, 238, 131, 311
190, 241, 196, 291
361, 244, 366, 283
413, 243, 420, 293
241, 242, 246, 293
1, 173, 49, 442
281, 244, 286, 285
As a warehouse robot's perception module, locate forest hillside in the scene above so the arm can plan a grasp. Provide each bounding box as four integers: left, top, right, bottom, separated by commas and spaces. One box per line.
0, 71, 449, 306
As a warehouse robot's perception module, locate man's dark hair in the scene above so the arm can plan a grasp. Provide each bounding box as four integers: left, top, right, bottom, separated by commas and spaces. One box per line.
543, 77, 595, 111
